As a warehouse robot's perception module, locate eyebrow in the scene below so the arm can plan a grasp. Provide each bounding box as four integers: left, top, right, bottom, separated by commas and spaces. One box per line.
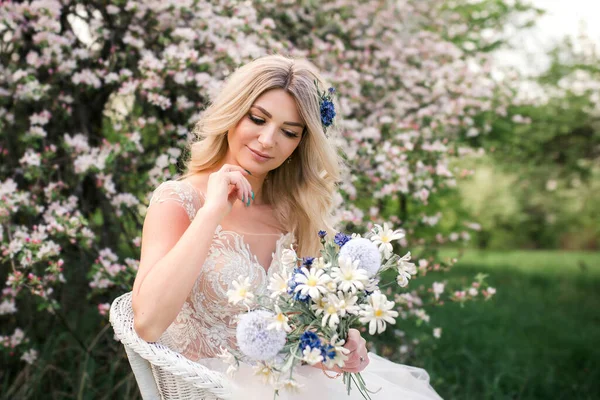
251, 105, 305, 128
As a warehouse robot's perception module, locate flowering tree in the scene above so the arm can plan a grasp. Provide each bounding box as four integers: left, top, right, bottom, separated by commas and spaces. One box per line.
478, 32, 600, 249
0, 0, 537, 395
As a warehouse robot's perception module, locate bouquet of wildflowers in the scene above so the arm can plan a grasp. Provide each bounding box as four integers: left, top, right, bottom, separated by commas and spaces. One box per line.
221, 223, 416, 399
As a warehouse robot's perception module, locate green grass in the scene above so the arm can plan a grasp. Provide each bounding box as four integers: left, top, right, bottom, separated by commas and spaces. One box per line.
413, 250, 600, 400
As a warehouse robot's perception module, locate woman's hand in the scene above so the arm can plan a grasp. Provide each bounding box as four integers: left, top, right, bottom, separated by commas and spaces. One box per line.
203, 164, 253, 218
318, 328, 370, 374
340, 328, 370, 373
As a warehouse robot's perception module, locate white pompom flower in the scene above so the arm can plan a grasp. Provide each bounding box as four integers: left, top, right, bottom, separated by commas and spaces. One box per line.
370, 223, 405, 260
359, 291, 399, 335
338, 237, 382, 277
293, 267, 332, 300
330, 256, 369, 294
236, 310, 286, 361
227, 276, 254, 306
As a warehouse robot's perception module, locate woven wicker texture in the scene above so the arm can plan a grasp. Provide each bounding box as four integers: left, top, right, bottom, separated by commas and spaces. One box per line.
109, 292, 233, 399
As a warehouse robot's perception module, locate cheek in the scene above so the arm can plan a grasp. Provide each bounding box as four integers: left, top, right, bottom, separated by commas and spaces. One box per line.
231, 119, 255, 142
285, 143, 300, 158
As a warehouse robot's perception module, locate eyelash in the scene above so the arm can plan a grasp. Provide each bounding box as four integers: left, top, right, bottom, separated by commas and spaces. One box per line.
248, 114, 299, 138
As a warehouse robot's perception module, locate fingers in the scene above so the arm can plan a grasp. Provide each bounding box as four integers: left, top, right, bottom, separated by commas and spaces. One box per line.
342, 351, 369, 372
341, 329, 369, 372
219, 164, 253, 205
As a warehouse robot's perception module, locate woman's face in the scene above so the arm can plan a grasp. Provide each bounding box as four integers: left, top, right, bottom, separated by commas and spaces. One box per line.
224, 88, 304, 176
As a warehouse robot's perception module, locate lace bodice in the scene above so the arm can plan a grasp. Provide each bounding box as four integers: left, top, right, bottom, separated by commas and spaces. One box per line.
148, 180, 295, 361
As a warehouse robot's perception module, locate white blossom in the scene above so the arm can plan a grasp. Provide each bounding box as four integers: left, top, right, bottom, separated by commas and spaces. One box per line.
370, 223, 405, 259
226, 276, 254, 306
359, 291, 399, 335
293, 267, 331, 300
302, 346, 324, 365
330, 256, 369, 294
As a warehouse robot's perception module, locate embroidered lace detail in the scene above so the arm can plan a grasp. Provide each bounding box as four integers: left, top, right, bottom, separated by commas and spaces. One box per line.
147, 180, 294, 361
148, 180, 202, 221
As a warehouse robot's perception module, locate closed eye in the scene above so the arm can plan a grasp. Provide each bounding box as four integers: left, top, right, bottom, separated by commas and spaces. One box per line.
248, 114, 299, 138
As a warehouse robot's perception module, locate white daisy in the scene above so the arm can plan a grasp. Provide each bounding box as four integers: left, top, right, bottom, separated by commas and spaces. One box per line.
330, 256, 369, 294
267, 305, 292, 332
277, 378, 303, 393
253, 362, 279, 385
302, 346, 324, 365
398, 251, 417, 275
267, 272, 290, 299
370, 223, 405, 259
294, 267, 331, 299
310, 295, 327, 314
280, 246, 298, 270
359, 291, 399, 335
312, 256, 331, 270
323, 334, 350, 369
216, 346, 235, 365
396, 271, 410, 287
317, 295, 341, 329
226, 364, 238, 378
333, 290, 360, 316
226, 276, 254, 306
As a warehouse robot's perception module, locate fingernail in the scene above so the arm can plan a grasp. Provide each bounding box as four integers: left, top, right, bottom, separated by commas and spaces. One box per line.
247, 197, 251, 207
244, 169, 252, 175
242, 194, 245, 203
251, 191, 255, 201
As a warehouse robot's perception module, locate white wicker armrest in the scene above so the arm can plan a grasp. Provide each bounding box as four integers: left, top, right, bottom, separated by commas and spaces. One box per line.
109, 292, 233, 399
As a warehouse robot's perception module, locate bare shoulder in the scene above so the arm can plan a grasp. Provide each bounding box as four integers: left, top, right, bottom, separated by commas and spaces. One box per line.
180, 173, 209, 198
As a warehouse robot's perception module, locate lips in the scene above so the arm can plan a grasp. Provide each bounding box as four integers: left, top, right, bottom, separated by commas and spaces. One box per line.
247, 147, 273, 159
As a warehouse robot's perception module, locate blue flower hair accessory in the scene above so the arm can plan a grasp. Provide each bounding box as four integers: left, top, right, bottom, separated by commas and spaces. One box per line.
315, 81, 336, 136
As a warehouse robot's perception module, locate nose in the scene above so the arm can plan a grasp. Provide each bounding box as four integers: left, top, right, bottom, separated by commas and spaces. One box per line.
257, 124, 276, 149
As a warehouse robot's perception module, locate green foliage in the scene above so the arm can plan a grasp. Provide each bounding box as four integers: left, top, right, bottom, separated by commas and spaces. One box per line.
375, 250, 600, 399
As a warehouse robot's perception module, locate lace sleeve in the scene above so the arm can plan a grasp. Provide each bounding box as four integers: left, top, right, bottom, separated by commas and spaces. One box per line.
148, 181, 203, 222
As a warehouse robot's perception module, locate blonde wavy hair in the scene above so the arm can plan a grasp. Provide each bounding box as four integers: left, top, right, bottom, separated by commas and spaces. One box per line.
179, 54, 343, 257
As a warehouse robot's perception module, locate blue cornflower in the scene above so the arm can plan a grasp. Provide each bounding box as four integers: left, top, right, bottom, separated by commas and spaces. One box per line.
293, 291, 310, 303
287, 267, 303, 294
320, 100, 336, 128
318, 230, 327, 239
300, 331, 321, 350
302, 257, 315, 267
328, 87, 336, 94
321, 344, 336, 360
334, 232, 350, 247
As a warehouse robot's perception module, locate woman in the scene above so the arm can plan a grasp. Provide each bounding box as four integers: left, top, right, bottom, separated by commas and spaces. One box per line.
131, 54, 442, 399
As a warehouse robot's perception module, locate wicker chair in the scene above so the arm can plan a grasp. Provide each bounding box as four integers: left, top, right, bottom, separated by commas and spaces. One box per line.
109, 292, 234, 399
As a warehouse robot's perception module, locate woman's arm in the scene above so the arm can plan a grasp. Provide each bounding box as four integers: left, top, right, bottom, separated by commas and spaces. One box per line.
132, 165, 252, 342
131, 204, 221, 342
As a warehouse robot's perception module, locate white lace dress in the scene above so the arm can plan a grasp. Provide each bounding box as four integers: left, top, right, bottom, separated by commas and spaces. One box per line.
148, 180, 443, 400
